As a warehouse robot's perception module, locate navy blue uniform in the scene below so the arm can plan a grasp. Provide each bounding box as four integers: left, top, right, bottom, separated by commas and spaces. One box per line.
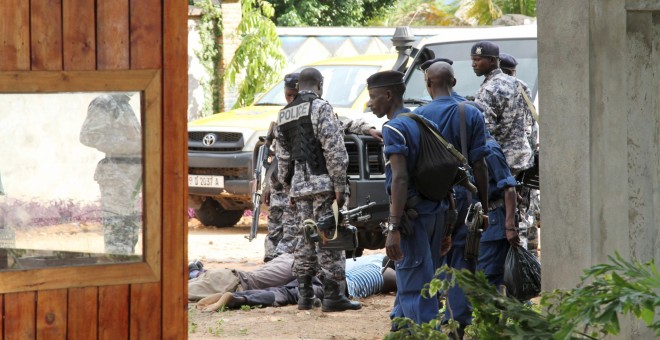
382, 108, 447, 325
477, 137, 517, 287
414, 95, 487, 326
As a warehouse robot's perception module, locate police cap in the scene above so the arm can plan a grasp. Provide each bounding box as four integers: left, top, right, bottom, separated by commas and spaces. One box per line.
470, 41, 499, 58
283, 73, 300, 89
420, 57, 454, 71
499, 53, 518, 70
366, 70, 405, 89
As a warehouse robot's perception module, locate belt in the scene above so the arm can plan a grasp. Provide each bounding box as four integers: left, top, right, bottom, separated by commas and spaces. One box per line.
488, 198, 505, 212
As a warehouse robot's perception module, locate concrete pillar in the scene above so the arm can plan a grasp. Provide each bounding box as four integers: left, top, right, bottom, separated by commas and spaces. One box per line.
539, 0, 660, 338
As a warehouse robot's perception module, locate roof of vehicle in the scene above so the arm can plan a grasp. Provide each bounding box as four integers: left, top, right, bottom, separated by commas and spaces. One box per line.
305, 54, 397, 67
419, 24, 537, 45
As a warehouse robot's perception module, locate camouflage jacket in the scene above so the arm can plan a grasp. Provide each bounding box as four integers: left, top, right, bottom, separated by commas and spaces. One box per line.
275, 92, 348, 198
475, 68, 534, 173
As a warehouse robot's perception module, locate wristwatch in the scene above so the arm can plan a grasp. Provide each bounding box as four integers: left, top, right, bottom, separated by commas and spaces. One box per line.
387, 222, 399, 232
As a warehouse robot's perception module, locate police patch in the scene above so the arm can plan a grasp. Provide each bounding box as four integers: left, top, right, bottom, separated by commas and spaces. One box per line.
278, 102, 310, 124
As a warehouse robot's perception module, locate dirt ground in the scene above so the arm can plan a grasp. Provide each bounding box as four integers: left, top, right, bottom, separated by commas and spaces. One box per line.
187, 216, 395, 340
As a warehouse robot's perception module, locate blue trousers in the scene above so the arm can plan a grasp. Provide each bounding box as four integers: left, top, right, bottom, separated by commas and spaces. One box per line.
442, 187, 476, 326
390, 212, 446, 325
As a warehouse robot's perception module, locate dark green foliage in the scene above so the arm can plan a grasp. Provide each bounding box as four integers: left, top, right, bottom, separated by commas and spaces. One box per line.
388, 253, 660, 339
495, 0, 536, 17
193, 0, 223, 116
225, 0, 286, 108
269, 0, 393, 27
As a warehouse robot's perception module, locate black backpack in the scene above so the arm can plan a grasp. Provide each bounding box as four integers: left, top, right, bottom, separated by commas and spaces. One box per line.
398, 113, 469, 201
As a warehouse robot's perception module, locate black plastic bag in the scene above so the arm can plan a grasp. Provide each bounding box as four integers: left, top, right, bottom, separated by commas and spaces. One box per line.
504, 246, 541, 301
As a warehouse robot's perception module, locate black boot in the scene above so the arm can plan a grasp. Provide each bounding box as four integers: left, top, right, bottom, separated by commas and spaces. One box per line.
297, 275, 319, 310
322, 278, 361, 312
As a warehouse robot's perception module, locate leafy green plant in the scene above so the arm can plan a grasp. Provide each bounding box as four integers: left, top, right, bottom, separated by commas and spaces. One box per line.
193, 0, 223, 116
225, 0, 285, 109
388, 253, 660, 339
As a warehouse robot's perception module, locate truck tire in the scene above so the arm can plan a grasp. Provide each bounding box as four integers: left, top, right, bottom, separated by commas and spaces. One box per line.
194, 199, 244, 228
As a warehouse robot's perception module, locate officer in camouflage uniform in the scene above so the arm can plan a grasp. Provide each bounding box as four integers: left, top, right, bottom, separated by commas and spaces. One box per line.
471, 41, 535, 176
263, 73, 301, 262
275, 67, 361, 312
265, 73, 382, 262
499, 52, 541, 257
80, 94, 142, 255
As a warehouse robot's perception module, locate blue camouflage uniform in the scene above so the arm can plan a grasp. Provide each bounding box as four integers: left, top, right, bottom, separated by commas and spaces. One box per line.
383, 108, 447, 325
475, 68, 534, 175
414, 95, 488, 327
477, 136, 517, 287
275, 91, 349, 281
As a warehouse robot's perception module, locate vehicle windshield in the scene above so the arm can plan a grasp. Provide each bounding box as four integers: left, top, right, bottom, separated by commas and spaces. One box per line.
256, 65, 380, 108
403, 38, 538, 103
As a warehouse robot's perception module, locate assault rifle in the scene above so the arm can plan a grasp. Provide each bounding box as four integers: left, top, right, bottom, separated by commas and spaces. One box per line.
249, 122, 277, 242
302, 201, 376, 256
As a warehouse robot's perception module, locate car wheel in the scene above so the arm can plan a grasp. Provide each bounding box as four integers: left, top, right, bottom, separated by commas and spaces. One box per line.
194, 199, 244, 228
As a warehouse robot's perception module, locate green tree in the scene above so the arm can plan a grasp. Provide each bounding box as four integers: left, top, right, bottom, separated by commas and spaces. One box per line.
225, 0, 286, 108
269, 0, 393, 26
193, 0, 223, 116
367, 0, 465, 27
457, 0, 536, 25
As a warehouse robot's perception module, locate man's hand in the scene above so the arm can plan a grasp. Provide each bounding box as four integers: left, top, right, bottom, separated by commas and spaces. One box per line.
335, 191, 346, 209
368, 128, 383, 142
505, 224, 521, 247
385, 230, 403, 261
261, 187, 270, 205
440, 235, 452, 256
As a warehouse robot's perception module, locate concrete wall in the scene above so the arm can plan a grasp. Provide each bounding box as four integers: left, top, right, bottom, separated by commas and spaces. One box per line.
538, 0, 659, 337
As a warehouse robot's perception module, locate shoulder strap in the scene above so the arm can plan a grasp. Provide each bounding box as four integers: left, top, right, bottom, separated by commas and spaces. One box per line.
399, 113, 466, 164
518, 82, 539, 123
458, 102, 473, 202
458, 102, 468, 160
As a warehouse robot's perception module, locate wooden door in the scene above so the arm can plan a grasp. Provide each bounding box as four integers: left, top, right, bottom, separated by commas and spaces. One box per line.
0, 0, 188, 338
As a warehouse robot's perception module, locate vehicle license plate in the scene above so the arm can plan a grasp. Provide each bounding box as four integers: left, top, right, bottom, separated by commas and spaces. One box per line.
188, 175, 224, 188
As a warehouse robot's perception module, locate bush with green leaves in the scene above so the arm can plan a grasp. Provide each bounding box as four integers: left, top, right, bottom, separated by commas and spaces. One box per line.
225, 0, 285, 109
386, 252, 660, 340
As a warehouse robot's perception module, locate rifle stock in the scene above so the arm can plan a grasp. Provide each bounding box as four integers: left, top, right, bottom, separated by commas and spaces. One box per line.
249, 121, 278, 241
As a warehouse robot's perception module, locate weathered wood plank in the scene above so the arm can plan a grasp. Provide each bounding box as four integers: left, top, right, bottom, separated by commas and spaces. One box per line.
36, 290, 67, 339
0, 70, 159, 93
67, 287, 98, 340
4, 292, 36, 339
0, 0, 30, 70
130, 0, 162, 69
99, 285, 129, 340
63, 0, 96, 70
0, 295, 3, 336
97, 0, 129, 69
31, 0, 63, 71
162, 0, 189, 338
130, 282, 161, 339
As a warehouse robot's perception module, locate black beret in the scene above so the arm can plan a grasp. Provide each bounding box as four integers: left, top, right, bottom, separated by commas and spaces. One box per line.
366, 70, 405, 89
499, 53, 518, 69
283, 73, 300, 89
420, 57, 454, 71
471, 41, 499, 58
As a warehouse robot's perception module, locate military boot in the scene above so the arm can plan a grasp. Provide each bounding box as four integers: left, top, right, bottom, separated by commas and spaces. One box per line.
297, 275, 318, 310
322, 278, 361, 312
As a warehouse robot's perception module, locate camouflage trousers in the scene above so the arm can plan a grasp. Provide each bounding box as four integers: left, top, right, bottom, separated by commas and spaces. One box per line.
95, 159, 142, 254
293, 192, 346, 281
263, 199, 298, 262
518, 187, 540, 257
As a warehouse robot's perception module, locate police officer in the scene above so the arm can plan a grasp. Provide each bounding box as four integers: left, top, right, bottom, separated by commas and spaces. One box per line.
367, 70, 447, 327
414, 62, 489, 339
263, 73, 301, 262
265, 73, 382, 262
471, 41, 535, 176
477, 132, 520, 288
498, 52, 541, 257
80, 94, 142, 254
275, 67, 360, 312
